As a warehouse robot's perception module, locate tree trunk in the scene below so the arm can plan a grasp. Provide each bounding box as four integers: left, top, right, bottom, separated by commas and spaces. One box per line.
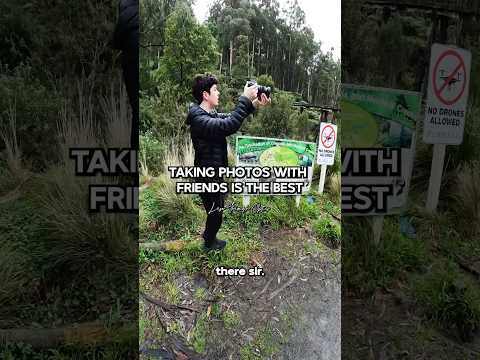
252, 35, 255, 76
247, 36, 250, 78
307, 77, 311, 103
229, 39, 233, 75
219, 51, 223, 73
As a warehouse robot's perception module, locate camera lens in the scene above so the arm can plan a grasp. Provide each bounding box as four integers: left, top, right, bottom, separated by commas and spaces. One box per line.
257, 86, 271, 99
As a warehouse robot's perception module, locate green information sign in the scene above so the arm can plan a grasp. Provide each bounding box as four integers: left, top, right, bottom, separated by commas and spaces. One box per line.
236, 136, 317, 194
341, 84, 420, 148
341, 84, 422, 215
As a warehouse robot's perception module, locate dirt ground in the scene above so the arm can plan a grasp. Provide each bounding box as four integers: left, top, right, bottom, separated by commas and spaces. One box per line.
140, 226, 341, 359
342, 289, 480, 359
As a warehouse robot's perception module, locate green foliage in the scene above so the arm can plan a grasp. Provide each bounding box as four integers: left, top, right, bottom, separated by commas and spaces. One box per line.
413, 261, 480, 341
313, 215, 340, 247
0, 64, 61, 169
191, 311, 208, 353
453, 161, 480, 230
244, 91, 295, 138
139, 175, 202, 241
222, 309, 241, 329
194, 287, 207, 301
156, 4, 218, 100
0, 241, 31, 320
222, 194, 319, 233
240, 326, 281, 360
0, 199, 49, 279
139, 131, 165, 176
163, 281, 180, 305
231, 34, 254, 78
256, 74, 275, 89
0, 0, 117, 78
140, 87, 189, 138
343, 217, 427, 293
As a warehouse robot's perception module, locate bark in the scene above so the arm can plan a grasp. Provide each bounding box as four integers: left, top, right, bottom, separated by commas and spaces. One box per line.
229, 39, 233, 75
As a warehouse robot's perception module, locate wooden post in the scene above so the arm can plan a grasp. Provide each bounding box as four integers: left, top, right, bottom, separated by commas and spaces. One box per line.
424, 11, 455, 213
426, 143, 446, 212
372, 215, 385, 245
318, 164, 327, 193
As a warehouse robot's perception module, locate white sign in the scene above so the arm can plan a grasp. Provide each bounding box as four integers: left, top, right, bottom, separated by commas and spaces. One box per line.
423, 43, 471, 145
317, 122, 337, 165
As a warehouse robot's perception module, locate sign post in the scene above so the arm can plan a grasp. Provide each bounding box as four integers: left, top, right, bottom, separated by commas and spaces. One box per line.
423, 44, 471, 212
317, 121, 337, 194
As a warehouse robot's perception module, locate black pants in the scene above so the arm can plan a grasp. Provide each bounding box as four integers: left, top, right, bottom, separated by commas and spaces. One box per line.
199, 192, 225, 242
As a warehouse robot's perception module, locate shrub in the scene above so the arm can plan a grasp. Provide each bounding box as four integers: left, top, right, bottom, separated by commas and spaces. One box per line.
139, 131, 165, 177
140, 174, 202, 239
343, 217, 427, 293
327, 173, 341, 205
0, 242, 31, 323
0, 64, 61, 170
244, 91, 295, 138
453, 161, 480, 231
28, 82, 137, 273
413, 261, 480, 341
313, 215, 340, 248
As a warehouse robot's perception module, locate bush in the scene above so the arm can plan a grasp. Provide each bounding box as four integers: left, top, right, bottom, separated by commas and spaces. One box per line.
0, 64, 61, 170
343, 217, 427, 293
413, 261, 480, 341
140, 174, 202, 240
139, 131, 165, 177
0, 241, 32, 321
453, 161, 480, 232
313, 215, 340, 248
223, 194, 319, 232
256, 74, 275, 90
243, 91, 295, 138
140, 90, 188, 138
327, 173, 341, 205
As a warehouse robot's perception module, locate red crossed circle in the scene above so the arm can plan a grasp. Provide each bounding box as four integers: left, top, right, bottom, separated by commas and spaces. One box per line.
433, 49, 467, 106
321, 124, 336, 149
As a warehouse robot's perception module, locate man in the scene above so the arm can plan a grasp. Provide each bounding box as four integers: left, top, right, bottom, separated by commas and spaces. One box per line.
113, 0, 139, 150
186, 74, 270, 250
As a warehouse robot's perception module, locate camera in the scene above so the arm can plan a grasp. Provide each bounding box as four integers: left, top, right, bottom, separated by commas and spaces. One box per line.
247, 80, 271, 100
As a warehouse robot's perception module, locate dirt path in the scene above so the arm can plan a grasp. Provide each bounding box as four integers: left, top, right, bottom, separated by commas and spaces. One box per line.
278, 258, 340, 360
204, 228, 341, 360
140, 227, 341, 359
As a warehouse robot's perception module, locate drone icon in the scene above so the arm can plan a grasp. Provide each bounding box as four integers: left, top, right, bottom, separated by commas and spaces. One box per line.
439, 69, 462, 91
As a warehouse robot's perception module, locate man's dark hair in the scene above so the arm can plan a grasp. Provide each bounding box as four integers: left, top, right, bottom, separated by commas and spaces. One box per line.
192, 74, 218, 104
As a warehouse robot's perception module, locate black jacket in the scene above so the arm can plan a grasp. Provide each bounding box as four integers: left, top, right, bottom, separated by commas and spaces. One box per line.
186, 96, 255, 168
112, 0, 139, 52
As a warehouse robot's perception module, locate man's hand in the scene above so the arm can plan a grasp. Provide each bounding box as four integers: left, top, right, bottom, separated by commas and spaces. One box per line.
243, 82, 258, 102
252, 93, 271, 108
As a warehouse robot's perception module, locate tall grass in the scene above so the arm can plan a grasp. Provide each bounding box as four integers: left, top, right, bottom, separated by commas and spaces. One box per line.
32, 78, 136, 272
327, 172, 341, 204
343, 217, 427, 293
0, 104, 31, 200
413, 261, 480, 341
453, 161, 480, 231
0, 241, 31, 326
140, 136, 202, 241
162, 135, 195, 173
102, 81, 132, 148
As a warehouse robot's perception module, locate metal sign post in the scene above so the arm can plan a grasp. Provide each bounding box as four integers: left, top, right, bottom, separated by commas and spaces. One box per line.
423, 44, 471, 212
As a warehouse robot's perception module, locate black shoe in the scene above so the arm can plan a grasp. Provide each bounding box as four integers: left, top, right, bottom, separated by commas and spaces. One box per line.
203, 236, 227, 251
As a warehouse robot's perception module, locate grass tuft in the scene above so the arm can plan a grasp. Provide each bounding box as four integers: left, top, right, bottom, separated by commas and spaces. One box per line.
413, 261, 480, 342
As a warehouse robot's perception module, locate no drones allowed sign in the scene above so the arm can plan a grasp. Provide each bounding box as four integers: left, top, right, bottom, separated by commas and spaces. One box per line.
423, 43, 471, 145
317, 122, 337, 166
